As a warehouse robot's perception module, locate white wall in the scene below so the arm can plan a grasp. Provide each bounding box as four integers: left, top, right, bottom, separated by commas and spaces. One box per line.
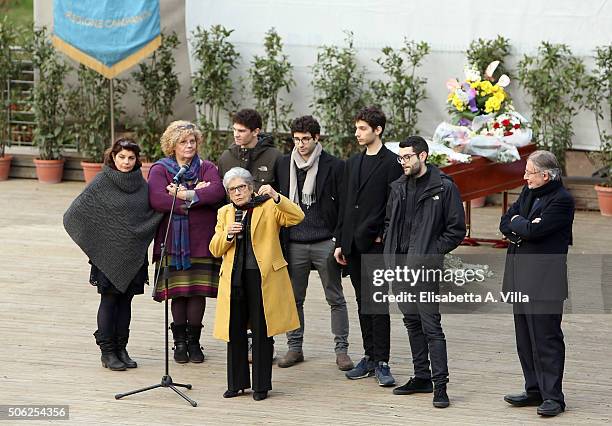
185, 0, 612, 150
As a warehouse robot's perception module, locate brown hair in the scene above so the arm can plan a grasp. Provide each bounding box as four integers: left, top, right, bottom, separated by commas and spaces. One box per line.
104, 138, 142, 170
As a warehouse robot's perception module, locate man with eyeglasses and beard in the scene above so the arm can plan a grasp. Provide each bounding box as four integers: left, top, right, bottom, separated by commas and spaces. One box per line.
383, 136, 465, 408
275, 115, 354, 371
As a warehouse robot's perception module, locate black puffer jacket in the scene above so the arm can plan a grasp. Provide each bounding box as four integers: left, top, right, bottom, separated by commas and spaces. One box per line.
217, 133, 282, 190
383, 165, 466, 256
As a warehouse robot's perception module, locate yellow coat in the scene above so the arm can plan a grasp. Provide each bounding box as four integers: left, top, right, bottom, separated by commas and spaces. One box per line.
209, 195, 304, 342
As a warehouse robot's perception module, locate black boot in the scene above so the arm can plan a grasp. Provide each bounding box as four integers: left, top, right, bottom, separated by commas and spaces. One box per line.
115, 330, 137, 368
186, 324, 205, 363
94, 330, 126, 371
170, 323, 189, 364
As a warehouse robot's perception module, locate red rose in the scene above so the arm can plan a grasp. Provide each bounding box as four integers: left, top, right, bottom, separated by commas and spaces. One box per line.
514, 123, 520, 129
502, 119, 510, 126
493, 122, 500, 129
504, 131, 513, 136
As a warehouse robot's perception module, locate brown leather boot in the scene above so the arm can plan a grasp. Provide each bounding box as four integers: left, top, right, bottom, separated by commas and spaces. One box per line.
336, 353, 354, 371
277, 350, 304, 368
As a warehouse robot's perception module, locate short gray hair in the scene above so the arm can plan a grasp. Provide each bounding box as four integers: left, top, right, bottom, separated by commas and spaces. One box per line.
223, 167, 254, 190
528, 150, 562, 181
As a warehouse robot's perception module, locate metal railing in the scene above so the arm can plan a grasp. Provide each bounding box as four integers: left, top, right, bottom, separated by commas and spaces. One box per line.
7, 45, 35, 147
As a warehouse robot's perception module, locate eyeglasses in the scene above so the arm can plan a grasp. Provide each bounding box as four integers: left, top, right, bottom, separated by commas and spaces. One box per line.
178, 139, 197, 146
524, 169, 542, 177
293, 136, 314, 145
397, 153, 418, 164
227, 184, 248, 194
177, 123, 196, 130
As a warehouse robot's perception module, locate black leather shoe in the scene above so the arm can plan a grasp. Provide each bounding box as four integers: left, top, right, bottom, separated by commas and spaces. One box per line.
253, 391, 268, 401
393, 377, 433, 395
537, 399, 564, 416
504, 392, 543, 407
223, 389, 245, 398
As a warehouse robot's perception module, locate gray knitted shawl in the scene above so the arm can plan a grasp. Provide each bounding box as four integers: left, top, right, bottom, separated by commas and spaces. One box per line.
63, 166, 162, 293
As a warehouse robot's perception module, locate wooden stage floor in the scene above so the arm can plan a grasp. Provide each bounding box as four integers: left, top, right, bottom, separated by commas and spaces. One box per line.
0, 179, 611, 425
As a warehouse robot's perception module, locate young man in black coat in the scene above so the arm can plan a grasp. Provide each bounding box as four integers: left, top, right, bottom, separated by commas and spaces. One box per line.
383, 136, 466, 408
334, 106, 403, 387
500, 150, 574, 417
275, 115, 354, 371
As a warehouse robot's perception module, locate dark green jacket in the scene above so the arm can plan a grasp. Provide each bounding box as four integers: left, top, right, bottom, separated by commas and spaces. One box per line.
217, 133, 282, 191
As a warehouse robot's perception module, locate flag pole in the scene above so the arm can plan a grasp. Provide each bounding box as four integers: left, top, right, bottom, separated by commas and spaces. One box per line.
110, 78, 115, 143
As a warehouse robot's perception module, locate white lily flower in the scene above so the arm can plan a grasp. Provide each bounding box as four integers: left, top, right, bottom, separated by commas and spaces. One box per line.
485, 61, 500, 78
497, 74, 511, 87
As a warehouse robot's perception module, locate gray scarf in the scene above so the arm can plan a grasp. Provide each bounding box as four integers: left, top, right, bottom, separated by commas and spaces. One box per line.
63, 166, 162, 293
289, 143, 322, 207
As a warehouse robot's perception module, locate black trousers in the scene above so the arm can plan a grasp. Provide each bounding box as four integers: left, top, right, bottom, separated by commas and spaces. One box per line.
513, 302, 565, 407
347, 243, 390, 363
399, 299, 448, 388
227, 269, 274, 392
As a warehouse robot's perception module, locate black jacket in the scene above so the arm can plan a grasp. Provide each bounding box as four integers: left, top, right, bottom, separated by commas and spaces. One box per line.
336, 145, 403, 255
383, 165, 466, 256
276, 150, 344, 233
499, 181, 575, 301
217, 133, 282, 190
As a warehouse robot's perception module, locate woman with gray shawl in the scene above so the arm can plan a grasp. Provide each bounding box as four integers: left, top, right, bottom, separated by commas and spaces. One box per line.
64, 138, 162, 371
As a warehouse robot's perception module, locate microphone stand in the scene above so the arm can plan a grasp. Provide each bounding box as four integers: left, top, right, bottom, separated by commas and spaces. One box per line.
115, 179, 197, 407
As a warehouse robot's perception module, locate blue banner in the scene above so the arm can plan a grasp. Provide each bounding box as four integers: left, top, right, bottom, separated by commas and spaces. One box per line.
52, 0, 161, 78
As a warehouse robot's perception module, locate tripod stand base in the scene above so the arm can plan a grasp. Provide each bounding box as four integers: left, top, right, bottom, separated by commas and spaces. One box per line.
115, 375, 197, 407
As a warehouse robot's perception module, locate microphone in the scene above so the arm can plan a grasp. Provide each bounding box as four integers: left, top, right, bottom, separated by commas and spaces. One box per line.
172, 164, 190, 183
234, 208, 245, 240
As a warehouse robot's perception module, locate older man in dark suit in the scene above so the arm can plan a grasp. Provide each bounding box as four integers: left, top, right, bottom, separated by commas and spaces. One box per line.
500, 150, 575, 417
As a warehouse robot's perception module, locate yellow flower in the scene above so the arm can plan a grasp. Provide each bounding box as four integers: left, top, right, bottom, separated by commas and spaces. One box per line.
479, 81, 494, 95
452, 96, 465, 111
485, 96, 502, 113
494, 90, 506, 102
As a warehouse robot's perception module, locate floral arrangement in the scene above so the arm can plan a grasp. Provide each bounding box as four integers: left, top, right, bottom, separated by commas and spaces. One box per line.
446, 61, 511, 126
480, 110, 530, 138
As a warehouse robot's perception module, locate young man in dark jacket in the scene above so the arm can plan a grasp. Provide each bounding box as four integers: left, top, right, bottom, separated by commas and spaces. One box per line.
217, 108, 282, 191
275, 115, 353, 371
499, 150, 574, 417
334, 106, 403, 387
384, 136, 465, 408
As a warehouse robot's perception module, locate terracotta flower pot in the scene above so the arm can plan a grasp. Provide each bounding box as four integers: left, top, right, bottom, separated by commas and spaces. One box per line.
141, 162, 154, 181
0, 155, 12, 181
594, 184, 612, 217
33, 158, 65, 184
81, 161, 103, 184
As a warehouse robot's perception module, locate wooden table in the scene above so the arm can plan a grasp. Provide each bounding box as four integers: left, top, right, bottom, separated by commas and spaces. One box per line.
441, 144, 537, 247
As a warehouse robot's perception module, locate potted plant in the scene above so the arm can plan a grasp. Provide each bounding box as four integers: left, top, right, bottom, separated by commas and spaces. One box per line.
132, 32, 180, 179
69, 65, 126, 183
584, 45, 612, 216
592, 138, 612, 216
517, 42, 586, 174
0, 17, 19, 180
28, 27, 71, 183
190, 25, 241, 162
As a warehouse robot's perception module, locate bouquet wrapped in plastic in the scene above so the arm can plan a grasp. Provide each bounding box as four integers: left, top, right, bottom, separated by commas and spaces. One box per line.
434, 61, 532, 163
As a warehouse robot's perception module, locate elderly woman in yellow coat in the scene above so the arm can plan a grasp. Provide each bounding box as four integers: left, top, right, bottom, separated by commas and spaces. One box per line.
210, 167, 304, 401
